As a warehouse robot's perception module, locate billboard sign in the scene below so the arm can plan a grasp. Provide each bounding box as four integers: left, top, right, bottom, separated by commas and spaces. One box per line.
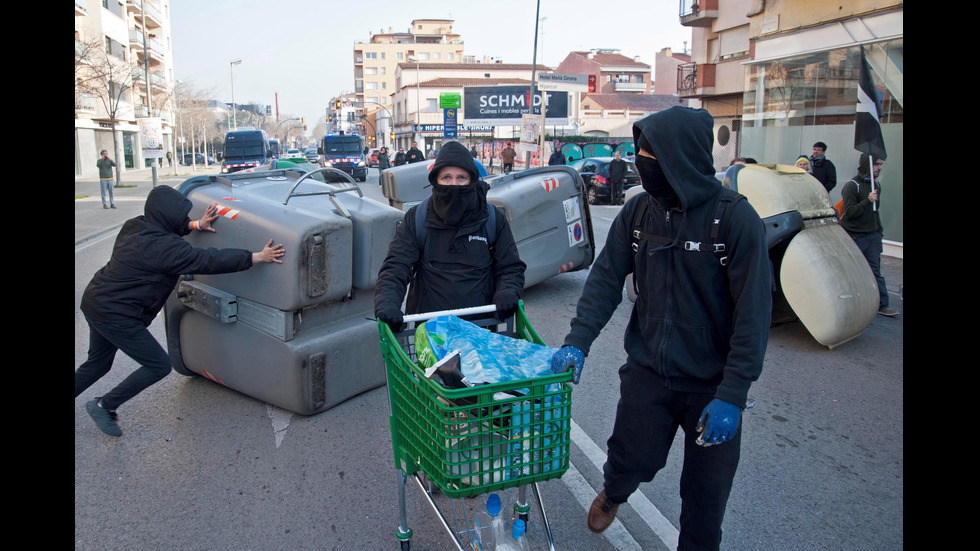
462, 86, 568, 126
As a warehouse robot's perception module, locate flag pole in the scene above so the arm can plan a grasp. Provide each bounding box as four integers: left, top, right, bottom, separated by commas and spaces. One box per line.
870, 155, 877, 212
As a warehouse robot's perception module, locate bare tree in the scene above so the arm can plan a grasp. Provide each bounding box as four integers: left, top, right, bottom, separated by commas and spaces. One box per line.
76, 37, 141, 187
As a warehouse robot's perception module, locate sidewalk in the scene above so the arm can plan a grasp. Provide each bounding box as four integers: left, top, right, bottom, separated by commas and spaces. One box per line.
74, 165, 215, 245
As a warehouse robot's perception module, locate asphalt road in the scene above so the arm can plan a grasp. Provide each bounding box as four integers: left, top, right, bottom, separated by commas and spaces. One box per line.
75, 166, 903, 550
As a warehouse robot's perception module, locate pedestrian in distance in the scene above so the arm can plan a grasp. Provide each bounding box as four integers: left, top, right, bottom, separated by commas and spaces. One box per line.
608, 151, 627, 205
394, 147, 407, 166
374, 141, 526, 330
75, 186, 286, 437
97, 150, 117, 209
551, 106, 772, 550
501, 142, 517, 174
809, 141, 837, 193
840, 154, 898, 317
406, 141, 425, 164
166, 150, 173, 167
795, 154, 811, 173
548, 145, 566, 166
377, 146, 390, 178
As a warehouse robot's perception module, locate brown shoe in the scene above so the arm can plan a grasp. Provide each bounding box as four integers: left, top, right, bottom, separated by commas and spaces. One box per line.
587, 490, 620, 533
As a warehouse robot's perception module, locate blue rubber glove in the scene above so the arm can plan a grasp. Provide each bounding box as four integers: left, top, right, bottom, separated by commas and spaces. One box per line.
696, 398, 742, 446
551, 346, 585, 384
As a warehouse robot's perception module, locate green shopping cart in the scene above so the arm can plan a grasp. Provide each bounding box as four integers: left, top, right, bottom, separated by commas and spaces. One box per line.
378, 302, 573, 550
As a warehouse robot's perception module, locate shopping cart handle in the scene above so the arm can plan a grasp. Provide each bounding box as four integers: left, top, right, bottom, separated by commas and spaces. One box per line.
402, 304, 498, 324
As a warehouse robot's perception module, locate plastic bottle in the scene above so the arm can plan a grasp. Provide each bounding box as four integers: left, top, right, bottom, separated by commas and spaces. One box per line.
472, 493, 501, 551
495, 519, 530, 551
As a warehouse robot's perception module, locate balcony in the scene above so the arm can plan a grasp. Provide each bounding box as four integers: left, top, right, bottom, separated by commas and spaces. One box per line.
679, 0, 718, 28
126, 0, 164, 29
676, 63, 715, 98
614, 81, 647, 92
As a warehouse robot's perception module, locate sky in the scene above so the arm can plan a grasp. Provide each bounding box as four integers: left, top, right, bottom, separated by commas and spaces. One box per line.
170, 0, 694, 126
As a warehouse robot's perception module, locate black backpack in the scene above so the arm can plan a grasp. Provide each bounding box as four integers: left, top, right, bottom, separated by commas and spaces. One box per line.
630, 189, 745, 267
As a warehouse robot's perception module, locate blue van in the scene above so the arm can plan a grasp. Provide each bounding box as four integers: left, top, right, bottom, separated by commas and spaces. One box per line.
221, 128, 272, 173
319, 133, 367, 182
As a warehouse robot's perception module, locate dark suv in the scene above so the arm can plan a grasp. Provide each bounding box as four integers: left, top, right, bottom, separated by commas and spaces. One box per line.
569, 157, 640, 204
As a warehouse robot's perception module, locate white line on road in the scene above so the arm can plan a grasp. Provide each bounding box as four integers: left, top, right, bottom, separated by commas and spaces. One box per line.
570, 419, 680, 550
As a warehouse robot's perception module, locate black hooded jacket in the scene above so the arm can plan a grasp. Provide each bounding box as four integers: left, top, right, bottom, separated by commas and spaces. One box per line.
81, 186, 253, 326
375, 142, 525, 315
562, 107, 771, 407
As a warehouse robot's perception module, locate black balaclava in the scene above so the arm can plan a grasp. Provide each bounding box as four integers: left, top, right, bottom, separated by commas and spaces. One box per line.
427, 141, 486, 226
634, 132, 678, 206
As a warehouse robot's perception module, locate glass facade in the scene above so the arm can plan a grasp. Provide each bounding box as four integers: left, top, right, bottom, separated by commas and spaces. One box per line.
741, 39, 903, 243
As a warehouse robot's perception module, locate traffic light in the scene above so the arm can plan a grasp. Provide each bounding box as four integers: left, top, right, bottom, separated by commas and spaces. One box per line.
336, 99, 341, 110
300, 117, 305, 124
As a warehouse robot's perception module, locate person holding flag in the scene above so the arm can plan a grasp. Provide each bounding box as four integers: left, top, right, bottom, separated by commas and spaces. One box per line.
841, 45, 898, 317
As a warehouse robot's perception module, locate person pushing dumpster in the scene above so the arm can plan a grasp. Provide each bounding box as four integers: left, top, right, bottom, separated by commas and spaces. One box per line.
75, 185, 286, 437
550, 106, 772, 550
374, 140, 525, 329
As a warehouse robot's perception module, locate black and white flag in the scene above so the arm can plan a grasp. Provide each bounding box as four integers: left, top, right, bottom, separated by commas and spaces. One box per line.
854, 45, 887, 160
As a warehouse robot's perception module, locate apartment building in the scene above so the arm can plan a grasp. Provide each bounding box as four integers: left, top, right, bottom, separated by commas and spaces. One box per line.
352, 19, 465, 147
676, 0, 903, 250
554, 49, 652, 95
75, 0, 175, 179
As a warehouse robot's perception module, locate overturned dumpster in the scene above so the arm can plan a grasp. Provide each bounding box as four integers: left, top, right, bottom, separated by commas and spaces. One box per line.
380, 162, 595, 287
164, 168, 402, 414
625, 164, 878, 349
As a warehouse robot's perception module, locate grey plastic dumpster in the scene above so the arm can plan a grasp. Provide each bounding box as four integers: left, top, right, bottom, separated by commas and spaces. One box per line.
163, 168, 403, 414
380, 161, 595, 287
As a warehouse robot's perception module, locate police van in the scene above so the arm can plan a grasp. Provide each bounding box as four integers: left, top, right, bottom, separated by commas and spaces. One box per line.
318, 132, 367, 182
221, 127, 273, 173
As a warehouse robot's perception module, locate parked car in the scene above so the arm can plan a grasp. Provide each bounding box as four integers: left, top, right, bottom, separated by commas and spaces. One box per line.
283, 148, 305, 159
304, 148, 321, 164
367, 148, 380, 167
181, 153, 215, 166
568, 156, 641, 204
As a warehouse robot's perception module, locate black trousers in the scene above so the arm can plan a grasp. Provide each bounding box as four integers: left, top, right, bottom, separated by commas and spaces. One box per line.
75, 317, 173, 410
603, 359, 741, 551
611, 179, 624, 203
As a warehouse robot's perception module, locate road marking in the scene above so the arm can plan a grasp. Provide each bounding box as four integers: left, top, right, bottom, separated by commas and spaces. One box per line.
564, 462, 642, 550
570, 419, 680, 549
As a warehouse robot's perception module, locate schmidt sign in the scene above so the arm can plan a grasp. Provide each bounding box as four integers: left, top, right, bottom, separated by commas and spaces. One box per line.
462, 85, 568, 126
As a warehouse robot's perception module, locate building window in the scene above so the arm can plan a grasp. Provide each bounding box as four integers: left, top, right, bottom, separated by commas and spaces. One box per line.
366, 52, 377, 59
397, 52, 403, 60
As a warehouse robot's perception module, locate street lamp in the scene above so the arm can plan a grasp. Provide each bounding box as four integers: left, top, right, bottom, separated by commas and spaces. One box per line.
407, 55, 421, 146
230, 59, 242, 129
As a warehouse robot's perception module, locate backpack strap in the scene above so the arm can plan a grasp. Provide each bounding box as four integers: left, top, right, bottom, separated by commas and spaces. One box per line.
415, 197, 497, 249
630, 191, 744, 266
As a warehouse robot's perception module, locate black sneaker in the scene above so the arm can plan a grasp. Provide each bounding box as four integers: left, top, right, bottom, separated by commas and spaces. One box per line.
86, 398, 122, 437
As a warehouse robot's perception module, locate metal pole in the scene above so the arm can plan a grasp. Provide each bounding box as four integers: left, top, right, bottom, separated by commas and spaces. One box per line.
230, 59, 242, 129
141, 9, 158, 186
527, 0, 541, 169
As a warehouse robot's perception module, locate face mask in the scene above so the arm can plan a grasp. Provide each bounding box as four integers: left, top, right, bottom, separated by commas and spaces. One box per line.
635, 155, 677, 204
430, 182, 482, 226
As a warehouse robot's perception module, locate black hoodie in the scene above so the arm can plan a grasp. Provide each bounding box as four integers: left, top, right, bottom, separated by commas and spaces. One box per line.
375, 142, 525, 315
81, 186, 253, 326
562, 107, 771, 407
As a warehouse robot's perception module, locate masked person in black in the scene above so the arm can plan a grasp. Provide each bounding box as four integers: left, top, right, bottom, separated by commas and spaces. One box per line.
551, 107, 772, 550
374, 141, 525, 329
76, 186, 286, 437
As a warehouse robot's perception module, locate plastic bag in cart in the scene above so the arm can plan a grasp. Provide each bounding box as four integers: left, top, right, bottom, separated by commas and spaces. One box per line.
415, 315, 560, 394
